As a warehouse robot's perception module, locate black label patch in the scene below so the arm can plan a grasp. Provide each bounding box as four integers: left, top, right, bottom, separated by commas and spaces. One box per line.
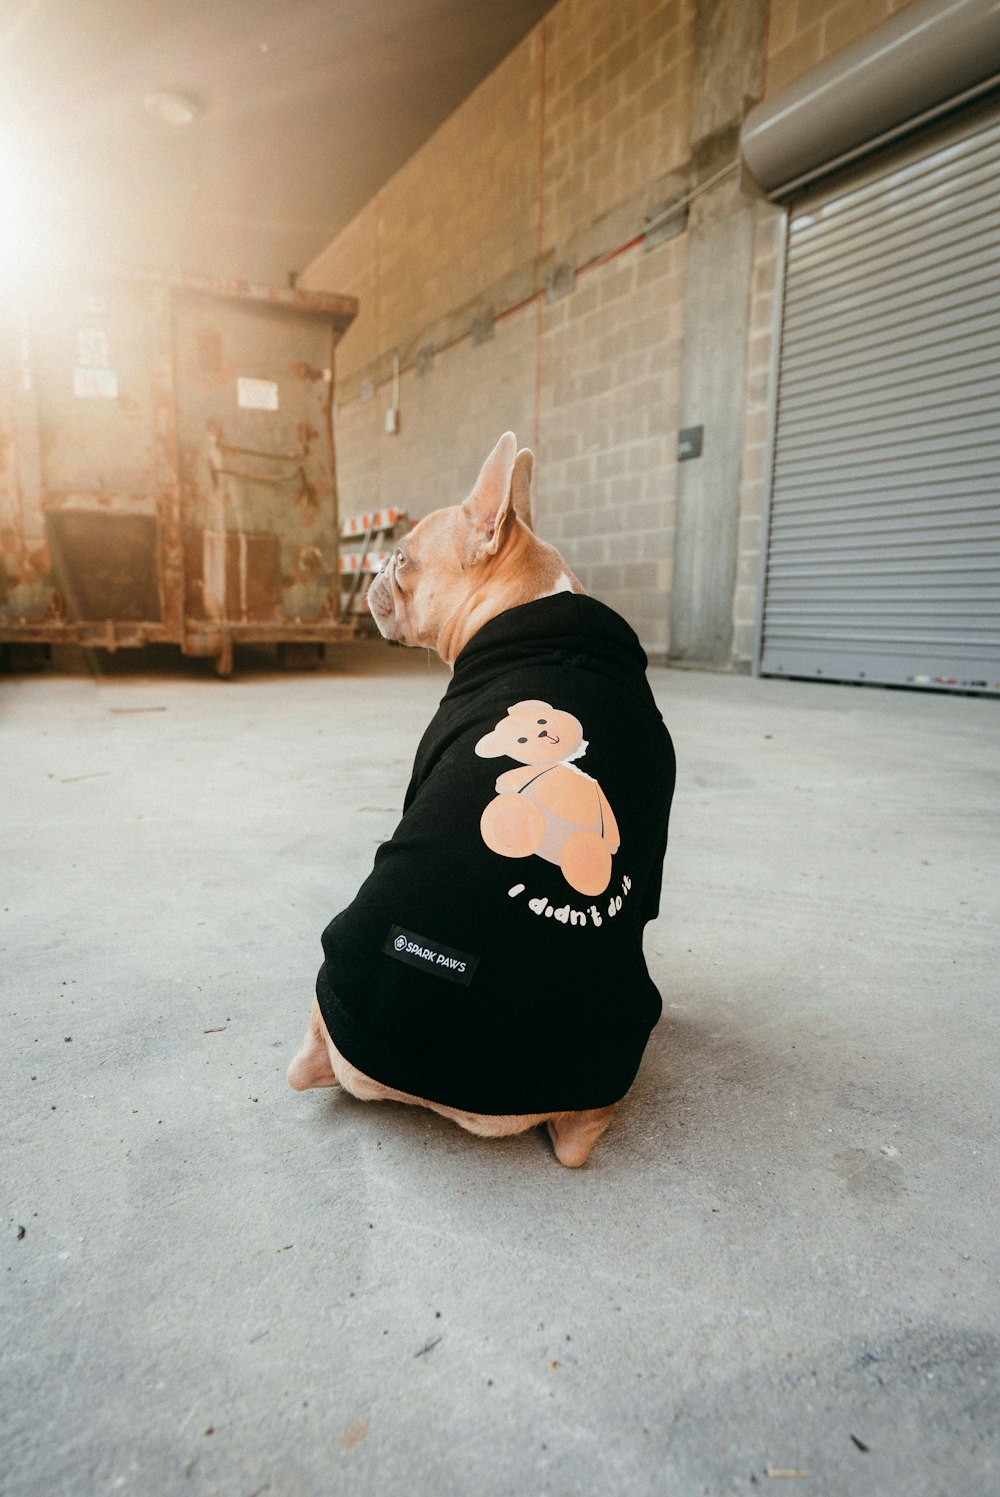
383, 926, 479, 987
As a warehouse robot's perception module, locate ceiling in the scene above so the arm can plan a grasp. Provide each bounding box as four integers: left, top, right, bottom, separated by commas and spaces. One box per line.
1, 0, 557, 286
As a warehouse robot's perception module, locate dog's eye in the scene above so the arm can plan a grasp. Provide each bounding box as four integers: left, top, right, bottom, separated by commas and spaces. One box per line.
395, 549, 405, 566
537, 719, 546, 725
517, 737, 528, 744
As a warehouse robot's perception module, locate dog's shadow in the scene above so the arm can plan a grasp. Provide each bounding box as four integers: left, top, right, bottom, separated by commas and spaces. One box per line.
639, 1002, 781, 1099
615, 997, 826, 1156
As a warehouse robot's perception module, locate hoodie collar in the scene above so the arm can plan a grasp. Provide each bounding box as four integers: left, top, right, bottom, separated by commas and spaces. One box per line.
446, 594, 648, 699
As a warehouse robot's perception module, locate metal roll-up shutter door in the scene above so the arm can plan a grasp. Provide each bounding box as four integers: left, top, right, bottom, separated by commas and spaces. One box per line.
758, 108, 1000, 695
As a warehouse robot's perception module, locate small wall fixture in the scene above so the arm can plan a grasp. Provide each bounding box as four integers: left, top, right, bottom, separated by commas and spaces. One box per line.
385, 352, 400, 434
471, 310, 495, 345
677, 425, 704, 461
545, 261, 576, 304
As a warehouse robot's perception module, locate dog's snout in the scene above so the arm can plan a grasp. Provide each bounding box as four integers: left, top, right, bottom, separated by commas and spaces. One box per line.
539, 731, 560, 743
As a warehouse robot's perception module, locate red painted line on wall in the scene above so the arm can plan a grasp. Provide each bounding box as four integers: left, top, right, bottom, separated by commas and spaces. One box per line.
536, 20, 547, 259
375, 190, 383, 505
533, 19, 548, 453
584, 234, 646, 272
351, 227, 649, 411
434, 328, 473, 360
495, 290, 542, 325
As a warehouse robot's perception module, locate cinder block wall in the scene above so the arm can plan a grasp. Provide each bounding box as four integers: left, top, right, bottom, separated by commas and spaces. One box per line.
766, 0, 920, 94
304, 0, 919, 665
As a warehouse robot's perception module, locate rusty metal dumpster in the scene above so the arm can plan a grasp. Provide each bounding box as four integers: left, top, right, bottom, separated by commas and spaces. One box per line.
0, 271, 358, 673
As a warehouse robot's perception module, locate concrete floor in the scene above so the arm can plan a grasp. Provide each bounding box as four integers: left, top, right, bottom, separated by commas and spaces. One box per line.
3, 643, 998, 1496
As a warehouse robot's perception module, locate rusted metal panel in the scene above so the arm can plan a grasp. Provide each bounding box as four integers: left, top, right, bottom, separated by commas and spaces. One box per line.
0, 301, 50, 624
151, 278, 186, 640
183, 527, 280, 621
46, 511, 161, 622
0, 271, 357, 668
171, 287, 344, 638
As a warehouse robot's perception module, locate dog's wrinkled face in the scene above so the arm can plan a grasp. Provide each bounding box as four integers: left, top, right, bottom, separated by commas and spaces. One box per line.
366, 504, 469, 649
366, 431, 570, 663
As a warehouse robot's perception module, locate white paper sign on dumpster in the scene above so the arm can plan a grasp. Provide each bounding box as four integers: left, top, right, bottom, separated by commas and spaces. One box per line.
237, 377, 280, 411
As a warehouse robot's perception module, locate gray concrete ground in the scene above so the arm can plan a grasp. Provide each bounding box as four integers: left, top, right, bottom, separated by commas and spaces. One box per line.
3, 643, 998, 1497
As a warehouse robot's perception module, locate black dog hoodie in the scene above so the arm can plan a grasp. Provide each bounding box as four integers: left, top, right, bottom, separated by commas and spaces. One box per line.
316, 593, 676, 1114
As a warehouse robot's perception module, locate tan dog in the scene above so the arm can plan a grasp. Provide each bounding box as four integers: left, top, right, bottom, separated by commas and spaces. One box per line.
288, 432, 667, 1167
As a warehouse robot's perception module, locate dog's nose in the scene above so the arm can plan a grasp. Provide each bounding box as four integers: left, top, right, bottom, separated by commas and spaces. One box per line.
539, 731, 560, 743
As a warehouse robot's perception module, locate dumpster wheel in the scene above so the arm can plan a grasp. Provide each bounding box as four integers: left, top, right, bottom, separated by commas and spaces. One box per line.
277, 641, 324, 671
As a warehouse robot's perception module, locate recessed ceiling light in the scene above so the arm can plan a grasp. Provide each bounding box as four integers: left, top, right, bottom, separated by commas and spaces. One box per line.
142, 90, 202, 126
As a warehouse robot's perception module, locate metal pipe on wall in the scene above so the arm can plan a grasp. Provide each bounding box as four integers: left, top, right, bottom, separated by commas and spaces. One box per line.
741, 0, 1000, 199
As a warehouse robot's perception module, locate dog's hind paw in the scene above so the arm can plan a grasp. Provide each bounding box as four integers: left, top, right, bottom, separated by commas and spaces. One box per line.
546, 1107, 614, 1167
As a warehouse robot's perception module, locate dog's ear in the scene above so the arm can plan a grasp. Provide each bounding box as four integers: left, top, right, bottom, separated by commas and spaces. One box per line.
511, 447, 534, 531
461, 432, 518, 563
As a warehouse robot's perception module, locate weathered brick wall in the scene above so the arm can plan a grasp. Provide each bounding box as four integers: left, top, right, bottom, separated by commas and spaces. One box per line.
333, 231, 681, 659
309, 1, 693, 381
318, 201, 380, 379
541, 0, 694, 251
308, 0, 924, 666
538, 235, 683, 656
766, 0, 921, 94
335, 302, 537, 522
306, 0, 694, 660
306, 36, 542, 367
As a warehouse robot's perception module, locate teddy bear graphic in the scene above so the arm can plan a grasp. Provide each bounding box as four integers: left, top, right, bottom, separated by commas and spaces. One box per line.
474, 700, 620, 897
